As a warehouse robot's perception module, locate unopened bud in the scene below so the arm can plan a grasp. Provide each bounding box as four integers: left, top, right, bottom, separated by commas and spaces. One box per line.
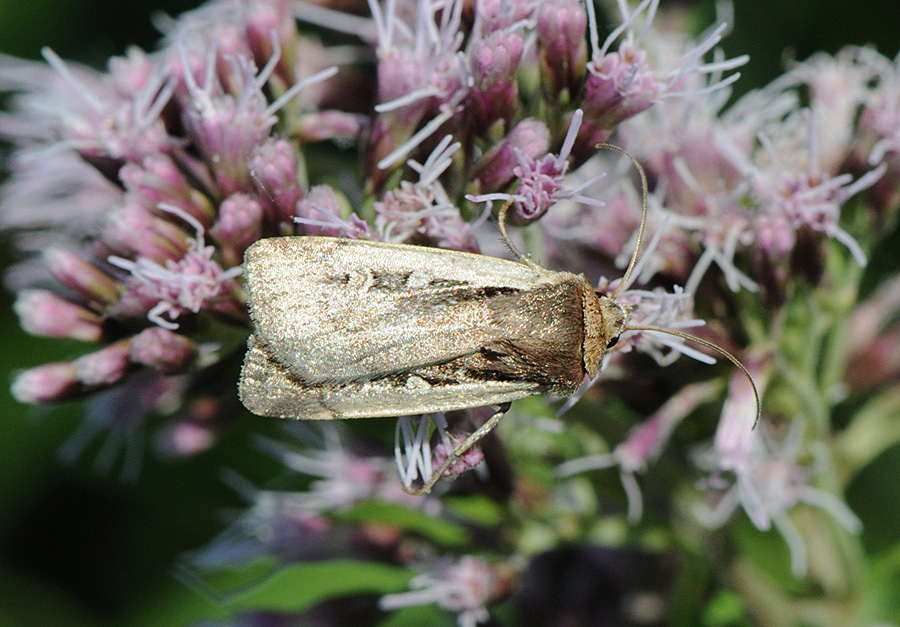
129, 327, 199, 374
14, 289, 103, 342
44, 248, 121, 306
11, 362, 80, 404
74, 340, 132, 386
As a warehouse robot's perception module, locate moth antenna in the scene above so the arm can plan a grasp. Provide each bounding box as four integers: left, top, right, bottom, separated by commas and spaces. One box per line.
594, 143, 650, 301
497, 200, 545, 272
497, 143, 648, 280
624, 324, 761, 428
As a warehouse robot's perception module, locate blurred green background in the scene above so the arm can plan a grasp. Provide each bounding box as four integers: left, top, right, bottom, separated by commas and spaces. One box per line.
1, 0, 899, 625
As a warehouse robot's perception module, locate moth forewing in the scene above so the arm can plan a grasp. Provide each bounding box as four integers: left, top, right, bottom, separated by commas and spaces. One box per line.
240, 330, 543, 419
239, 236, 610, 422
243, 237, 547, 384
240, 333, 335, 419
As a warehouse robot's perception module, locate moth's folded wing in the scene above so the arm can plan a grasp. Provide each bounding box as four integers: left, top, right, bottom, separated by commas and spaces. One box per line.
243, 237, 544, 384
240, 333, 538, 419
239, 333, 336, 419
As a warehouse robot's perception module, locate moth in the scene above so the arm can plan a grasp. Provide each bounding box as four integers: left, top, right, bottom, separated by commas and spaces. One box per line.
239, 147, 758, 494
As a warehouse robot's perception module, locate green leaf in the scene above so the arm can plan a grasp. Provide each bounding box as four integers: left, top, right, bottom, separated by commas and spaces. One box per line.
864, 544, 900, 623
376, 604, 452, 627
187, 556, 282, 598
443, 495, 504, 526
701, 589, 751, 627
334, 500, 470, 546
232, 559, 413, 612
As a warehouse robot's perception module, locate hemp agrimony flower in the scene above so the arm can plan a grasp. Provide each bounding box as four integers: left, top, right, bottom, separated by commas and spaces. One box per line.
3, 0, 899, 624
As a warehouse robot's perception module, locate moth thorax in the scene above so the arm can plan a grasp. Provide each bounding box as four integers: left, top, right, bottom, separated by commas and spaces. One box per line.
581, 289, 631, 378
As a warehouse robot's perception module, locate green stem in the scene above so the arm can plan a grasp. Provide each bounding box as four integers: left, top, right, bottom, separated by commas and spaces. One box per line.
818, 254, 864, 398
779, 359, 831, 431
835, 384, 900, 480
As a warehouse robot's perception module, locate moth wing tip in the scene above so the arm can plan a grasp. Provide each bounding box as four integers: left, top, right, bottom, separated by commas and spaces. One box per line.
239, 334, 336, 420
242, 237, 269, 265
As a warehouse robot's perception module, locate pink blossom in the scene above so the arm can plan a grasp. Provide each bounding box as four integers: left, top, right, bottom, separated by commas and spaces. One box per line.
14, 289, 103, 341
380, 556, 496, 627
108, 206, 242, 330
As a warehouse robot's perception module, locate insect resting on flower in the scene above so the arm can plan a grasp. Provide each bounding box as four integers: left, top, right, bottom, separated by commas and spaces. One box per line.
238, 145, 759, 494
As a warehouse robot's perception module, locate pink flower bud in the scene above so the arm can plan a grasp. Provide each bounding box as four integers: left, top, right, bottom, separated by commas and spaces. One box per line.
473, 118, 550, 192
583, 45, 662, 131
180, 51, 278, 196
129, 327, 199, 374
537, 0, 588, 98
11, 362, 80, 404
250, 138, 305, 226
508, 153, 568, 225
14, 289, 103, 342
245, 0, 298, 85
210, 193, 264, 267
102, 203, 189, 263
477, 0, 535, 32
119, 155, 215, 227
469, 32, 524, 130
44, 247, 121, 306
74, 340, 131, 386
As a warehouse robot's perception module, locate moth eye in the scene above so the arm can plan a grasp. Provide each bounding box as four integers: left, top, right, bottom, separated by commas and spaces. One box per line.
606, 336, 619, 349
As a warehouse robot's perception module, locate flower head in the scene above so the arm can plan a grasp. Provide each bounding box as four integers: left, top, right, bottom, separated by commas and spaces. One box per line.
726, 109, 885, 268
694, 417, 863, 577
2, 2, 894, 622
108, 205, 243, 330
576, 0, 746, 150
467, 110, 607, 224
1, 2, 336, 464
380, 556, 498, 627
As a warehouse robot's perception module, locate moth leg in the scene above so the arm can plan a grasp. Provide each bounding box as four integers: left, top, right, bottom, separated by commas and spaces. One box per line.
406, 403, 511, 496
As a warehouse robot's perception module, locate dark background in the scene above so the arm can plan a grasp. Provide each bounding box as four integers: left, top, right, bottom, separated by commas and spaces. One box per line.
1, 1, 899, 625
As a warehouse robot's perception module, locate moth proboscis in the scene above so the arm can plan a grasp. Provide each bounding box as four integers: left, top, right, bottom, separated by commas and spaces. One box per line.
239, 144, 760, 495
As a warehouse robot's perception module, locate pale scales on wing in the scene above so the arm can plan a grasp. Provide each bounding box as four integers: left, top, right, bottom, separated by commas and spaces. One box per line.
239, 236, 629, 419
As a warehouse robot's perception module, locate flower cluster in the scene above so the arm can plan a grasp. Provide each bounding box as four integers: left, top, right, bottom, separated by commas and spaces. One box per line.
3, 0, 900, 624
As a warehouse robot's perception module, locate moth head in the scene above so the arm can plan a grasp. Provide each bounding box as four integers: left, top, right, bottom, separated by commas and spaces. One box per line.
582, 290, 632, 378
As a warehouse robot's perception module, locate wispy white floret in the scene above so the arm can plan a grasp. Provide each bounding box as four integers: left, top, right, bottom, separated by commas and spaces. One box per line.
380, 555, 494, 627
468, 110, 607, 223
108, 204, 241, 329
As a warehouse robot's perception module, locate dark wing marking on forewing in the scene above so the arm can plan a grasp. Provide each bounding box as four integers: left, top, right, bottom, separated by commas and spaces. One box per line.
468, 280, 588, 395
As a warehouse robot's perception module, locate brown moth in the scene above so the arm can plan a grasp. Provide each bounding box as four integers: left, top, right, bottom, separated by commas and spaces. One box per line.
238, 146, 758, 494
